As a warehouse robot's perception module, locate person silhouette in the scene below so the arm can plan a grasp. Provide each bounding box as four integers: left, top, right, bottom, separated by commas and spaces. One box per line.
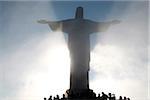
124, 97, 127, 100
127, 98, 130, 100
56, 95, 59, 100
108, 93, 112, 100
98, 93, 101, 98
119, 96, 123, 100
101, 92, 108, 100
112, 94, 116, 100
48, 96, 52, 100
62, 94, 65, 99
44, 97, 47, 100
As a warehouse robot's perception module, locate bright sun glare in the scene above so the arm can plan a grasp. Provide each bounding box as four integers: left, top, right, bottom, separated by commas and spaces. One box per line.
21, 32, 70, 99
21, 30, 126, 99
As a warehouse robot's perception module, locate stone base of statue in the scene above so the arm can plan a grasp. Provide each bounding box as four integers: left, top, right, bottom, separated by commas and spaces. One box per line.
60, 98, 101, 100
61, 99, 99, 100
65, 89, 96, 99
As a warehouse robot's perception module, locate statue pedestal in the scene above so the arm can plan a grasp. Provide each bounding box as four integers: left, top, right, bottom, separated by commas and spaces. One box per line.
61, 98, 98, 100
65, 89, 96, 99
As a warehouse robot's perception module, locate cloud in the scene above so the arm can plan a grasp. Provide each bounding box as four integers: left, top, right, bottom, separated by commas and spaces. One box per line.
1, 32, 70, 100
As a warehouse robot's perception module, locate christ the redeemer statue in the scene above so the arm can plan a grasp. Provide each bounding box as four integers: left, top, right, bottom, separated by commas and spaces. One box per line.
38, 7, 120, 98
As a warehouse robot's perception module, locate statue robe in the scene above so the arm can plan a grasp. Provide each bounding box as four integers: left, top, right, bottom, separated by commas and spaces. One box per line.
48, 19, 111, 91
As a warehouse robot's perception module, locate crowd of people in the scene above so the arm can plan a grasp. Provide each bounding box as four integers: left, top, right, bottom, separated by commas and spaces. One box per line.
96, 92, 130, 100
44, 92, 130, 100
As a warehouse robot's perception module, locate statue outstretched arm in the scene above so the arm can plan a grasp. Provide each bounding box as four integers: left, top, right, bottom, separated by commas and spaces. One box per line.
88, 20, 121, 33
37, 19, 51, 24
37, 19, 73, 32
37, 19, 62, 31
110, 20, 121, 25
98, 20, 121, 32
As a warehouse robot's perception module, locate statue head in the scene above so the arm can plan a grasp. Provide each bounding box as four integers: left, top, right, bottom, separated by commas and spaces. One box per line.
75, 7, 83, 19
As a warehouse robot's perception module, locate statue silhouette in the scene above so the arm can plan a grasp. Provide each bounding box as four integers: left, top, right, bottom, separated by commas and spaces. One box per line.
38, 7, 120, 98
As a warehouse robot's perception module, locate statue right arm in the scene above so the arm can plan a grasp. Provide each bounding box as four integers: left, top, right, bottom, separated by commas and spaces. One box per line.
37, 19, 62, 31
37, 19, 73, 32
37, 19, 50, 24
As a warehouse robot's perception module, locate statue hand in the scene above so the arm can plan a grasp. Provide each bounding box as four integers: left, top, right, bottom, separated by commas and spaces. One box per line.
37, 19, 49, 24
111, 20, 121, 24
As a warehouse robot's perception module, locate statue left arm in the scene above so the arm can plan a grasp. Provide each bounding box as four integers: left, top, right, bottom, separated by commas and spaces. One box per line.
87, 20, 121, 33
98, 20, 121, 32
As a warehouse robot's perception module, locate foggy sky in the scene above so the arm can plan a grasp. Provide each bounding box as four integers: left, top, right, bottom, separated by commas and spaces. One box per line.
0, 1, 149, 100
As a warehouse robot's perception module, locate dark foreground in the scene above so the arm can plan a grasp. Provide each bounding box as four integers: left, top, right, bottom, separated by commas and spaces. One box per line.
44, 92, 130, 100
